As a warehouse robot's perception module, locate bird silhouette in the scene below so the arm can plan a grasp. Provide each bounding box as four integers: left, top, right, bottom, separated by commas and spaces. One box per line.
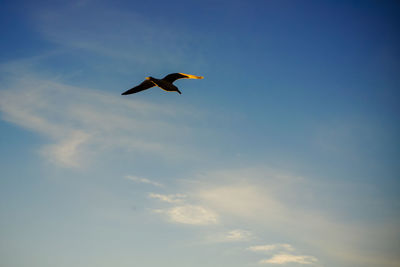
121, 73, 203, 95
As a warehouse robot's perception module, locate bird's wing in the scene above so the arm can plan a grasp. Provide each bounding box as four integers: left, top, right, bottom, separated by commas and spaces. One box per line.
121, 80, 155, 95
162, 73, 204, 83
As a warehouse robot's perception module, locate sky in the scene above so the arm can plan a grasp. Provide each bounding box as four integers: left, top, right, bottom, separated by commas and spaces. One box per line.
0, 0, 399, 266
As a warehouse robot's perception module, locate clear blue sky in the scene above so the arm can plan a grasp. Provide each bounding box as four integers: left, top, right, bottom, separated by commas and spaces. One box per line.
1, 1, 399, 267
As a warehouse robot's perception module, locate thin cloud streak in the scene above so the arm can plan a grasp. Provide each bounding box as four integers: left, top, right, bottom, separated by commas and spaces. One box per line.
204, 229, 254, 243
225, 229, 253, 242
248, 244, 294, 253
148, 193, 186, 203
125, 175, 163, 187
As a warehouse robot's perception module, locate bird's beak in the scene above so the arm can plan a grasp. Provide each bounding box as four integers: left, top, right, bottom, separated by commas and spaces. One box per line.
185, 74, 204, 79
145, 77, 150, 80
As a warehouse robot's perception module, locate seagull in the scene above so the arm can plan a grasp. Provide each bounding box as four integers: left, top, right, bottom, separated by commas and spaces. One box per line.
121, 73, 204, 95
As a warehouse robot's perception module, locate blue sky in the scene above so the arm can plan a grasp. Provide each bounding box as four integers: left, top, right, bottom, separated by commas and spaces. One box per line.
0, 1, 399, 266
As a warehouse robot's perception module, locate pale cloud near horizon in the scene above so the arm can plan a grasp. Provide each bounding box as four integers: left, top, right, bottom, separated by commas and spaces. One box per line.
139, 166, 399, 266
142, 169, 321, 264
247, 243, 317, 266
178, 167, 400, 267
259, 253, 318, 265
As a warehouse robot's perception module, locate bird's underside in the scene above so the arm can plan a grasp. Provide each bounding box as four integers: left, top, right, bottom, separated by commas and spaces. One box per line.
121, 73, 203, 95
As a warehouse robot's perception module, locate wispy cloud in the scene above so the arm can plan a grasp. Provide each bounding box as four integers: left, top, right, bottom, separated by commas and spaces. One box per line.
195, 182, 286, 222
148, 193, 186, 203
41, 130, 90, 167
0, 70, 201, 167
147, 187, 218, 226
247, 243, 317, 265
225, 229, 253, 242
259, 253, 318, 265
125, 175, 163, 187
207, 229, 253, 243
248, 244, 294, 253
154, 205, 218, 225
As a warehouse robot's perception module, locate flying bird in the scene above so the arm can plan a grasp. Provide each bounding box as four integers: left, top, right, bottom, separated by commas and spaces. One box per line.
121, 73, 204, 95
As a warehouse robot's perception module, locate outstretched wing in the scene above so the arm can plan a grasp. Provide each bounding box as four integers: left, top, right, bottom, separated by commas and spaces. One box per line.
121, 80, 155, 95
162, 73, 204, 83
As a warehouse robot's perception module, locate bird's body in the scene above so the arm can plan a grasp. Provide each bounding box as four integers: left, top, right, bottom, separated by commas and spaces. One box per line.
121, 73, 203, 95
147, 77, 181, 93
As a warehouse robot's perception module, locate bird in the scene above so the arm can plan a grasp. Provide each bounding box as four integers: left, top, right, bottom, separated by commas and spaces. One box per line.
121, 73, 203, 95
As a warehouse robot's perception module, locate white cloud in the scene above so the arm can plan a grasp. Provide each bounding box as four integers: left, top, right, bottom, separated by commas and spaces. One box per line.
248, 244, 294, 253
125, 175, 163, 187
225, 229, 253, 242
259, 253, 318, 265
148, 193, 186, 203
247, 243, 317, 265
205, 229, 253, 243
155, 205, 218, 225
